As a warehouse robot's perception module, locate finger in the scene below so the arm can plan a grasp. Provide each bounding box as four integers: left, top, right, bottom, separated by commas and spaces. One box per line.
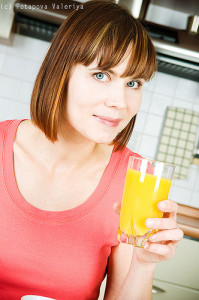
144, 241, 175, 257
113, 202, 121, 215
158, 200, 178, 213
165, 240, 179, 247
149, 228, 184, 242
145, 218, 177, 230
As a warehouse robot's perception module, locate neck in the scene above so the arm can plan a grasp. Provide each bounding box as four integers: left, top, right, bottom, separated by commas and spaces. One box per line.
31, 120, 114, 174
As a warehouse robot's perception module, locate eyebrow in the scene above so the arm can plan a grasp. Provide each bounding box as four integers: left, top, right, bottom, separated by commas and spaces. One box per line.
88, 67, 116, 75
88, 67, 145, 82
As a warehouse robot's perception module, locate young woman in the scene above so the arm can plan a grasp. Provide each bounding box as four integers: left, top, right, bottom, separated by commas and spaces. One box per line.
0, 1, 183, 299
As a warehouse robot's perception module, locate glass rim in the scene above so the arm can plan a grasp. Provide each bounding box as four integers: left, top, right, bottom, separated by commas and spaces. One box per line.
129, 156, 176, 168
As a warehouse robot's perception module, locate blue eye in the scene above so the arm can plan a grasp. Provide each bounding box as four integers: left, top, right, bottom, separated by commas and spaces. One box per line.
127, 81, 140, 88
94, 72, 108, 82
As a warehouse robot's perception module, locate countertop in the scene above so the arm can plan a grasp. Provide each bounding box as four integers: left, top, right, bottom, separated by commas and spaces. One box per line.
177, 204, 199, 240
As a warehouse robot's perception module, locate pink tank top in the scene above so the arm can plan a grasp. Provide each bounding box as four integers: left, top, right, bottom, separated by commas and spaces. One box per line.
0, 119, 140, 300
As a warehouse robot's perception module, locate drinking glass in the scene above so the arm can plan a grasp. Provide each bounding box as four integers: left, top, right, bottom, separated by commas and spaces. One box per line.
118, 156, 175, 248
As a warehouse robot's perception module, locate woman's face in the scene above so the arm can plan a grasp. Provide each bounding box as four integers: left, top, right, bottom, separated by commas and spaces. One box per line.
65, 54, 144, 144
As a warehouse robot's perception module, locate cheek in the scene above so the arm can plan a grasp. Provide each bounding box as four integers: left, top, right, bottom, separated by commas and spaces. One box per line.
67, 85, 87, 106
127, 92, 142, 116
66, 91, 90, 122
67, 76, 99, 109
66, 85, 94, 127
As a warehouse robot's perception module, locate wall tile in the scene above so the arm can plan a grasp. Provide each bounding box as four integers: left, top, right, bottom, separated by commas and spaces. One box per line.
170, 186, 192, 205
127, 131, 142, 154
18, 81, 33, 104
193, 170, 199, 192
190, 192, 199, 208
172, 98, 193, 110
1, 54, 26, 79
154, 72, 178, 97
174, 78, 199, 102
143, 74, 157, 92
144, 114, 163, 137
27, 37, 50, 62
25, 60, 41, 82
169, 183, 174, 199
0, 75, 21, 100
6, 34, 30, 59
140, 90, 152, 112
7, 34, 50, 62
133, 111, 147, 133
2, 54, 41, 82
0, 97, 30, 121
0, 43, 7, 52
138, 134, 158, 159
193, 103, 199, 113
194, 85, 199, 102
173, 165, 198, 191
0, 52, 5, 72
149, 93, 172, 117
13, 101, 30, 119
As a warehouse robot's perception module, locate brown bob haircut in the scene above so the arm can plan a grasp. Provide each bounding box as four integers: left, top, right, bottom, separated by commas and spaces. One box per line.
30, 0, 157, 151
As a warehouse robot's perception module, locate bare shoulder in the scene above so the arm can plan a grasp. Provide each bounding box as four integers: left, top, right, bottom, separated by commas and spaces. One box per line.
103, 243, 134, 300
14, 120, 39, 151
15, 120, 37, 143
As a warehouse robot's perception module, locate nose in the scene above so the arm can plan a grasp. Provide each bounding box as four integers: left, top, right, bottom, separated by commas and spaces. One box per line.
105, 84, 127, 109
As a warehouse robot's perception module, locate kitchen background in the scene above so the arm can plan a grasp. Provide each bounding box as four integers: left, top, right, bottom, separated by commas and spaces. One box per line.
0, 0, 199, 210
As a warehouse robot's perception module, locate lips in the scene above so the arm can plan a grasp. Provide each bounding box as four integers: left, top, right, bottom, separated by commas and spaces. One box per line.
93, 115, 122, 127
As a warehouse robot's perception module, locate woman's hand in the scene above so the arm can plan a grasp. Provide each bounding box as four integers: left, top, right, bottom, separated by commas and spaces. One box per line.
114, 199, 184, 265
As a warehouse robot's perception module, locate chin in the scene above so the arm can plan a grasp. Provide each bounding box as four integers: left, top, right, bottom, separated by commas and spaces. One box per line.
84, 127, 120, 144
90, 135, 116, 145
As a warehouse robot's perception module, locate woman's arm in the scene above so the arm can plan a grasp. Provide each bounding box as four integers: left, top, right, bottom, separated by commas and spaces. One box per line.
103, 199, 184, 300
116, 251, 156, 300
104, 243, 156, 300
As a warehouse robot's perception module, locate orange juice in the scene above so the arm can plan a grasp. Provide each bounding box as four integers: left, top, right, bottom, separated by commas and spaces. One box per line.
119, 168, 172, 237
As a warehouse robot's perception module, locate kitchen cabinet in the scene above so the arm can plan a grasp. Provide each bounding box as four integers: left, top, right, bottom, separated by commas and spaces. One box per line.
177, 204, 199, 239
153, 237, 199, 299
153, 279, 199, 300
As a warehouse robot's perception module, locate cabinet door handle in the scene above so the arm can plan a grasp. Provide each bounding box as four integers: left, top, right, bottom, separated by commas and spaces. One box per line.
152, 285, 166, 294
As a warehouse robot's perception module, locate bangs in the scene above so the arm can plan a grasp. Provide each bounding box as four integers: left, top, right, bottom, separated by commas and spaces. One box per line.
76, 13, 156, 81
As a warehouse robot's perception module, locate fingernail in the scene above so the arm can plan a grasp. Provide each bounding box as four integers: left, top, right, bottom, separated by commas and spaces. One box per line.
146, 219, 153, 227
149, 234, 156, 241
